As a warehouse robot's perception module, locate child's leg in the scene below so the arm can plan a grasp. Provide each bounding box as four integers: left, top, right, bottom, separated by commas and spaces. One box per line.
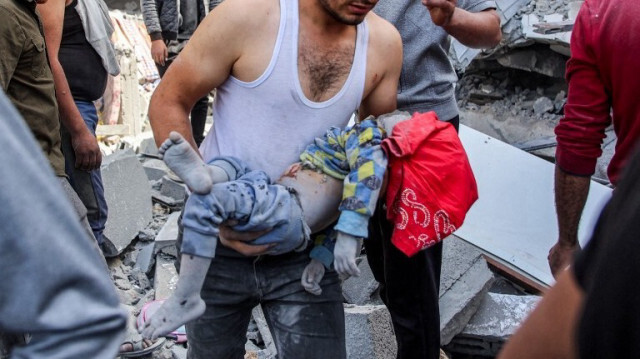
158, 131, 230, 194
140, 254, 209, 339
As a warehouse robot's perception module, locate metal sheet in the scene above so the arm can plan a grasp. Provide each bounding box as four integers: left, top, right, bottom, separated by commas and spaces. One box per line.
456, 125, 612, 286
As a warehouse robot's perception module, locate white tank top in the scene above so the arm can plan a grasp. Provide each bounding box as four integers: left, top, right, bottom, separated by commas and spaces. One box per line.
200, 0, 369, 180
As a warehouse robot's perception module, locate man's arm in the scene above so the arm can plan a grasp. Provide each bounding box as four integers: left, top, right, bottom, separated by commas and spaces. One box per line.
38, 0, 102, 171
358, 13, 402, 120
423, 0, 501, 48
548, 167, 589, 277
148, 0, 245, 149
549, 1, 609, 278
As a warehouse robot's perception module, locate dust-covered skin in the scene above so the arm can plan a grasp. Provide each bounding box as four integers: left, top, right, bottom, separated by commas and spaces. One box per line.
277, 163, 342, 233
140, 254, 208, 339
159, 132, 231, 194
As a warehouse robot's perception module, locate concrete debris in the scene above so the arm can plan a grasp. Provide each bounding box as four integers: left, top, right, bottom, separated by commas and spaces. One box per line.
495, 46, 566, 78
446, 293, 540, 356
134, 241, 156, 274
344, 304, 397, 359
154, 211, 181, 252
342, 257, 379, 305
153, 254, 179, 300
532, 96, 554, 115
101, 149, 153, 256
139, 136, 159, 156
142, 158, 169, 182
439, 236, 495, 345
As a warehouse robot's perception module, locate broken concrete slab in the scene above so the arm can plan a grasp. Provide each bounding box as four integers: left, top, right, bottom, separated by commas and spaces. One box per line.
160, 176, 187, 202
142, 158, 169, 182
139, 136, 159, 156
153, 254, 179, 300
154, 211, 181, 255
101, 149, 153, 256
439, 236, 495, 345
342, 257, 379, 305
134, 241, 156, 274
521, 14, 572, 56
345, 304, 397, 359
446, 292, 540, 357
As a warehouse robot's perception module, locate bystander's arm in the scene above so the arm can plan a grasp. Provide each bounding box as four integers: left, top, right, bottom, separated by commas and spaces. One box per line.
38, 0, 102, 171
549, 167, 590, 277
423, 0, 501, 48
550, 1, 610, 277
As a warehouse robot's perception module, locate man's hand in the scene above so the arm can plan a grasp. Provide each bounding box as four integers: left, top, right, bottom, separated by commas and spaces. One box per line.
151, 39, 168, 66
218, 224, 274, 256
548, 241, 580, 279
72, 128, 102, 171
301, 259, 325, 295
333, 232, 362, 278
422, 0, 457, 27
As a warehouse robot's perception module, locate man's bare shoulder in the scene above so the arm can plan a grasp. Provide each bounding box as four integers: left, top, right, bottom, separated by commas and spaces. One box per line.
364, 12, 402, 60
208, 0, 279, 30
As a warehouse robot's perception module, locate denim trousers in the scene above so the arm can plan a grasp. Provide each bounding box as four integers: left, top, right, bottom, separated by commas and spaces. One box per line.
61, 100, 108, 246
176, 204, 346, 359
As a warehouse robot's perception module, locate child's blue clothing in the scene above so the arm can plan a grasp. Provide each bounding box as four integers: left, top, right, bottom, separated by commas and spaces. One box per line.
180, 118, 387, 261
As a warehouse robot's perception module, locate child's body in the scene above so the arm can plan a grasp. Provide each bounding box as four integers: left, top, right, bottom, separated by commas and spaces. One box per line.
140, 112, 408, 340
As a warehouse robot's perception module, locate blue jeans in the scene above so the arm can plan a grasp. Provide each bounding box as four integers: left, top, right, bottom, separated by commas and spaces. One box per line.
61, 100, 108, 246
186, 247, 346, 359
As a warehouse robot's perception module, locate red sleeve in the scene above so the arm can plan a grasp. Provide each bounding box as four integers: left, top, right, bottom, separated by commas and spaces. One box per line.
554, 0, 611, 176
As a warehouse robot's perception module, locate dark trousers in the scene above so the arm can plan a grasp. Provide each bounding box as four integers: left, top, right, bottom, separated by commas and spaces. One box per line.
364, 115, 458, 359
157, 61, 208, 147
366, 203, 443, 359
175, 201, 346, 359
61, 100, 107, 246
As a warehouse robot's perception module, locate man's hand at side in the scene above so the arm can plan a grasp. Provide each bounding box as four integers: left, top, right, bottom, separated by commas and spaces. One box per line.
72, 127, 102, 171
151, 39, 168, 66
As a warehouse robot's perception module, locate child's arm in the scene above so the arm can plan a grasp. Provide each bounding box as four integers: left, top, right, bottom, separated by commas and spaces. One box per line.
333, 118, 388, 276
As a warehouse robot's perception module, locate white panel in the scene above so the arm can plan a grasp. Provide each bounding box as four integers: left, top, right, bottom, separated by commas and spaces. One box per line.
455, 125, 611, 286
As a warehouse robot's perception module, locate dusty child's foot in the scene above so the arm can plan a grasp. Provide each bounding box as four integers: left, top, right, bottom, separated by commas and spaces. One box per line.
159, 132, 213, 194
140, 294, 206, 340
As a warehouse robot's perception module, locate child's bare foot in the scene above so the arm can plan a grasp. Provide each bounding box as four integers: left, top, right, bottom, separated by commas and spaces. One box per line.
158, 131, 212, 194
140, 294, 206, 340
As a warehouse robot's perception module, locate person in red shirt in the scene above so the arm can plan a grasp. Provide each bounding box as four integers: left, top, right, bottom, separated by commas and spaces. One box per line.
549, 0, 640, 278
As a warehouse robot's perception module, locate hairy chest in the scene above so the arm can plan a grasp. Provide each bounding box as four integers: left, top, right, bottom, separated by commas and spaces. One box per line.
297, 36, 355, 102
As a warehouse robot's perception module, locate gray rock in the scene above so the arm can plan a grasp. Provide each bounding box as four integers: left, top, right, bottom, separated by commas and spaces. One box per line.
533, 97, 554, 115
143, 158, 169, 182
160, 176, 187, 202
345, 304, 397, 359
446, 293, 540, 357
342, 257, 379, 305
439, 236, 495, 345
101, 149, 153, 256
154, 254, 179, 300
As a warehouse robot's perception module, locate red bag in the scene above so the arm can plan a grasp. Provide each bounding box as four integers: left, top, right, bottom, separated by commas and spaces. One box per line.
382, 112, 478, 257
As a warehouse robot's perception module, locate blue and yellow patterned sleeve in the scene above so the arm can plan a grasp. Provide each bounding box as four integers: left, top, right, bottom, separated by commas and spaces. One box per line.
333, 118, 388, 238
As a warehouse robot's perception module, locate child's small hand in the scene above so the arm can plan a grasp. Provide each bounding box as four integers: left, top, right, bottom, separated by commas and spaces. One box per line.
333, 232, 362, 278
301, 259, 325, 295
